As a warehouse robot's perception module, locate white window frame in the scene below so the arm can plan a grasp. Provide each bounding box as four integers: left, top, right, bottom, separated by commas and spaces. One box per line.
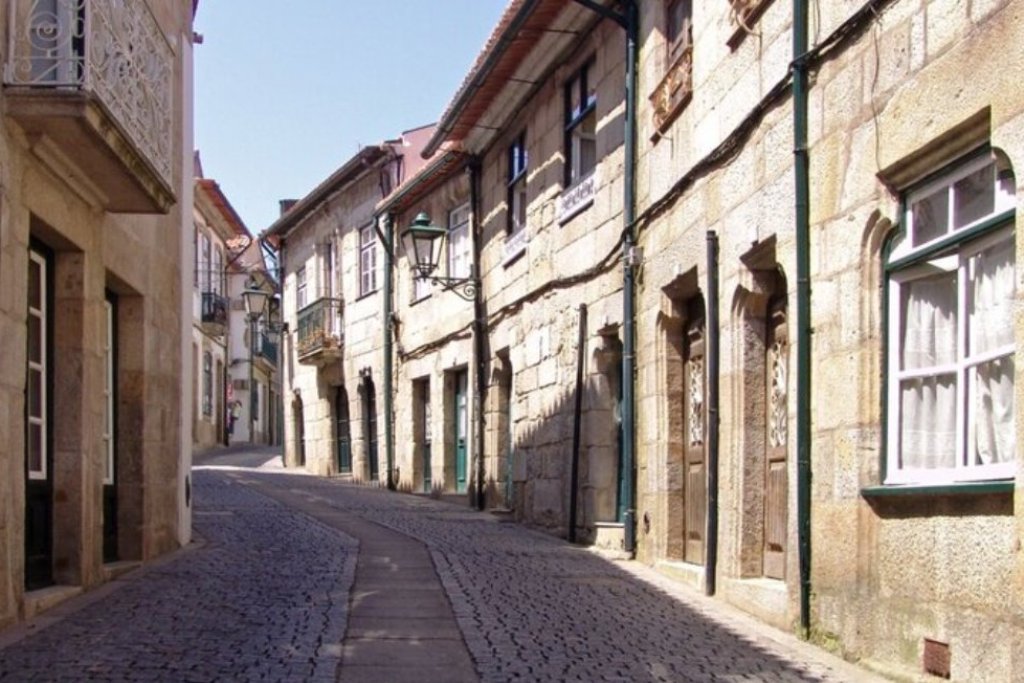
295, 266, 308, 311
885, 152, 1016, 485
200, 233, 211, 293
102, 299, 114, 485
412, 270, 431, 302
27, 249, 48, 481
360, 225, 378, 296
448, 204, 472, 280
565, 62, 597, 188
508, 132, 528, 237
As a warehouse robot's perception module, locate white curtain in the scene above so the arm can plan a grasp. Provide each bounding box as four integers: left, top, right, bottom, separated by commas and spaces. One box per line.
969, 239, 1015, 465
900, 273, 957, 469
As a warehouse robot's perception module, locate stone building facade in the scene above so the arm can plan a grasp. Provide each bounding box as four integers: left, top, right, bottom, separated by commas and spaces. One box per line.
273, 0, 1023, 678
0, 0, 195, 628
192, 162, 236, 451
266, 126, 434, 479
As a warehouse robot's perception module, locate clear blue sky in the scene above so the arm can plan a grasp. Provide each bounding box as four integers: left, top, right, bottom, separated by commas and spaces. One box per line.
194, 1, 507, 235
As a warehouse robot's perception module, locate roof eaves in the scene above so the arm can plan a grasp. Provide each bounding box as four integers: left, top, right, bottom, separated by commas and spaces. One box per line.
263, 145, 390, 240
422, 0, 541, 158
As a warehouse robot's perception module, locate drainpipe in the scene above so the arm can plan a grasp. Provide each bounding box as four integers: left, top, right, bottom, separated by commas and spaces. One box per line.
793, 0, 812, 638
568, 303, 587, 543
620, 0, 638, 556
568, 0, 637, 554
470, 160, 487, 511
705, 231, 720, 596
383, 214, 396, 490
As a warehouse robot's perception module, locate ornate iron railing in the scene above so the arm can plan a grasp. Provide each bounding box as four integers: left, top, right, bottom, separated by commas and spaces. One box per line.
200, 291, 228, 328
296, 298, 344, 358
4, 0, 173, 185
255, 333, 278, 364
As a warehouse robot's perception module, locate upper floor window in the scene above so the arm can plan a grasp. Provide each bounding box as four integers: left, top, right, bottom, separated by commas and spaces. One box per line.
508, 132, 528, 236
564, 61, 597, 187
296, 266, 308, 311
652, 1, 693, 134
885, 151, 1016, 486
448, 204, 472, 280
200, 233, 211, 292
213, 247, 224, 296
320, 240, 336, 299
360, 225, 378, 296
666, 0, 692, 65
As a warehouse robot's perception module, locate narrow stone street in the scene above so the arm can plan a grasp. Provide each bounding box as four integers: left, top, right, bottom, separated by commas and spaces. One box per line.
0, 448, 883, 682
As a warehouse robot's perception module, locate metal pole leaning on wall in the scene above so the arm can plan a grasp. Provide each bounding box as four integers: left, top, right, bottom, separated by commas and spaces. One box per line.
569, 304, 587, 543
383, 214, 396, 491
705, 231, 720, 596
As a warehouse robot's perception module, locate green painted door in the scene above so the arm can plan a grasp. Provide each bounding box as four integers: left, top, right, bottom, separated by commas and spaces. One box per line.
421, 381, 432, 493
455, 371, 468, 493
336, 386, 351, 474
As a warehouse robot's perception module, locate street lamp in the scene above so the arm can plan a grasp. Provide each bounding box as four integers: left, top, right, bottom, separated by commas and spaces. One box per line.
401, 212, 478, 301
241, 280, 269, 444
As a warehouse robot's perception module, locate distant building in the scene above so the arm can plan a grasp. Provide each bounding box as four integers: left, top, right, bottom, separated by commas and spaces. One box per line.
0, 0, 196, 628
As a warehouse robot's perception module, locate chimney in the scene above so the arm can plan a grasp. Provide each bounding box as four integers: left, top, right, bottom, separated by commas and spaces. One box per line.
279, 199, 298, 215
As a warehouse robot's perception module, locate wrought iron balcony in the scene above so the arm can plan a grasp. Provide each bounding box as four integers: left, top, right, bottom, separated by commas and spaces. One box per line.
650, 46, 692, 135
296, 297, 344, 366
3, 0, 175, 213
254, 333, 278, 365
200, 291, 228, 336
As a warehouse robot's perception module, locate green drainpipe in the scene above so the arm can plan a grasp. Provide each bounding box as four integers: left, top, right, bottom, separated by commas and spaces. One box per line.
793, 0, 812, 638
567, 0, 638, 555
620, 0, 639, 556
384, 214, 396, 491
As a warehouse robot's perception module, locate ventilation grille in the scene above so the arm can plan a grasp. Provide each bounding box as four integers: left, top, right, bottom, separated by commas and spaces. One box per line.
923, 638, 951, 679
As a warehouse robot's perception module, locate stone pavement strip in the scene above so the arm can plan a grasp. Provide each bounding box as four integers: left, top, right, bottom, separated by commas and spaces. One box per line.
0, 448, 888, 682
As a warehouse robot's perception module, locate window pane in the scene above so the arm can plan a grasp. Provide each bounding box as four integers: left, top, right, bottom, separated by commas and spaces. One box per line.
581, 137, 597, 178
911, 189, 948, 246
899, 374, 956, 470
968, 355, 1014, 466
29, 259, 41, 309
28, 368, 42, 419
900, 270, 957, 370
28, 422, 43, 475
953, 163, 994, 229
28, 315, 42, 364
968, 237, 1015, 356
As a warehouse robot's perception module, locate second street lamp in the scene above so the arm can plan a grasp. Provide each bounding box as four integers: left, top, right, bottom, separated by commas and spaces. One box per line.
241, 280, 270, 443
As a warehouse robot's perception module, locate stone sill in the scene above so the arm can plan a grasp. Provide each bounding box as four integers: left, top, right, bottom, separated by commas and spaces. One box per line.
22, 584, 83, 620
860, 480, 1014, 499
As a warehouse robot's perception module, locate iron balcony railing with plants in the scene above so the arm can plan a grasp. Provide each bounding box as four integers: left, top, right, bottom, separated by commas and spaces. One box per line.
296, 297, 344, 362
4, 0, 174, 189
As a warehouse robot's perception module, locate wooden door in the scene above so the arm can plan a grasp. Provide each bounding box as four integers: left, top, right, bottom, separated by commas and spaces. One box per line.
683, 313, 706, 565
763, 298, 788, 579
25, 247, 53, 589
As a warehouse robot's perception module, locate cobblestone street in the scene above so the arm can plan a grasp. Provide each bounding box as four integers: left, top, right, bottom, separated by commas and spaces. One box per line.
0, 449, 884, 682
